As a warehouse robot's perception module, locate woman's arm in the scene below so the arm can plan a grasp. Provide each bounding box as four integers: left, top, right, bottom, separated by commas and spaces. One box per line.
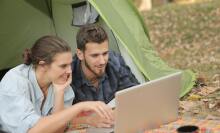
72, 114, 114, 128
53, 89, 65, 113
28, 101, 113, 133
52, 89, 66, 133
51, 74, 72, 133
52, 74, 72, 113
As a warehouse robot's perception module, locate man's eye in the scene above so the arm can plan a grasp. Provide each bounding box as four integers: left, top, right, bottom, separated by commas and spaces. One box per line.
103, 52, 108, 56
91, 54, 98, 58
60, 65, 67, 68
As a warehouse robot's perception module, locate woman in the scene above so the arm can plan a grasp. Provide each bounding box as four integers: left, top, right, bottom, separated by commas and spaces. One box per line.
0, 36, 113, 133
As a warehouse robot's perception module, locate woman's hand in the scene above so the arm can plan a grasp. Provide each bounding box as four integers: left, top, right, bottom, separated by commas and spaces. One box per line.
86, 113, 114, 128
53, 73, 72, 92
75, 101, 114, 126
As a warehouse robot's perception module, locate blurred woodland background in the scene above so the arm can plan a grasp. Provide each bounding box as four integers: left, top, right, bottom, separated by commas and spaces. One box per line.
133, 0, 220, 119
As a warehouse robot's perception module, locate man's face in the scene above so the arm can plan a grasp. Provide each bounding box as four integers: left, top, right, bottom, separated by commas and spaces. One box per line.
45, 52, 73, 84
77, 40, 109, 78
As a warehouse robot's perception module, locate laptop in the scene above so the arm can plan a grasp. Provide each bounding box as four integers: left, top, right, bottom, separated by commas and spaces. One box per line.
81, 72, 182, 133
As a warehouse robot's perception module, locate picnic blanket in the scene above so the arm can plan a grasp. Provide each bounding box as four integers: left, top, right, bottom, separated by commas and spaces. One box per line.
146, 117, 220, 133
67, 117, 220, 133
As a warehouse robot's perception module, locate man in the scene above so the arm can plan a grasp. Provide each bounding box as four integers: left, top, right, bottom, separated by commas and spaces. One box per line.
71, 24, 139, 104
71, 24, 139, 128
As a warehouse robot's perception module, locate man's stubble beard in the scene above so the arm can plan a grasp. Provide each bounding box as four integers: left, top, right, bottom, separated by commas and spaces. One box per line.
84, 58, 105, 79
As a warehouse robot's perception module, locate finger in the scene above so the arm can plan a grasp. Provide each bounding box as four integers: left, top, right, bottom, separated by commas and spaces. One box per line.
97, 122, 112, 128
102, 118, 114, 125
89, 101, 113, 120
66, 73, 72, 85
99, 102, 114, 120
91, 105, 105, 118
96, 102, 111, 119
107, 106, 114, 120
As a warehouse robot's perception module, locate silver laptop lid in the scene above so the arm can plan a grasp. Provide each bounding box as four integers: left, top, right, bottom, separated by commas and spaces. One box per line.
114, 72, 182, 133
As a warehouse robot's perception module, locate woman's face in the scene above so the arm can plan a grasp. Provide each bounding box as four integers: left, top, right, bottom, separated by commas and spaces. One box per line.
45, 52, 72, 84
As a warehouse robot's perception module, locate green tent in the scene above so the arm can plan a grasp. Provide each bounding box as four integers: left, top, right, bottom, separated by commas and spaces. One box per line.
0, 0, 195, 97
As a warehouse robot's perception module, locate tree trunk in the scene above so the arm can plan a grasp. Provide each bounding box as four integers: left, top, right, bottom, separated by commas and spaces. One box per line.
138, 0, 152, 11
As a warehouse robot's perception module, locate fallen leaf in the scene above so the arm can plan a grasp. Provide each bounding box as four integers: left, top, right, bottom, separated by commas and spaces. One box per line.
201, 98, 209, 102
208, 102, 217, 109
198, 87, 219, 96
179, 101, 197, 111
192, 109, 200, 114
187, 94, 202, 101
205, 114, 220, 120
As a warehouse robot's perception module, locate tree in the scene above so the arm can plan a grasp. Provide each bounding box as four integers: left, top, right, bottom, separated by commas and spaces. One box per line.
137, 0, 152, 11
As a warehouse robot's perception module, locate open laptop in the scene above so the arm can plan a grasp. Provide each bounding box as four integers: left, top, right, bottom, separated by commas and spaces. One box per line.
84, 72, 182, 133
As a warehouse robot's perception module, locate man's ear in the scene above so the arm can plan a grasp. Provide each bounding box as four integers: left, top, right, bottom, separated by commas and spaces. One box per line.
76, 49, 84, 60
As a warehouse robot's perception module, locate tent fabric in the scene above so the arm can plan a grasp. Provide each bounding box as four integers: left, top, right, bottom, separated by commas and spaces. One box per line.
88, 0, 196, 97
0, 0, 195, 97
0, 0, 55, 70
72, 1, 99, 26
51, 0, 120, 53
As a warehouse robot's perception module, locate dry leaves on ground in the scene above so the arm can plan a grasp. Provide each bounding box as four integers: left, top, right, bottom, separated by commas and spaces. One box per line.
142, 0, 220, 119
